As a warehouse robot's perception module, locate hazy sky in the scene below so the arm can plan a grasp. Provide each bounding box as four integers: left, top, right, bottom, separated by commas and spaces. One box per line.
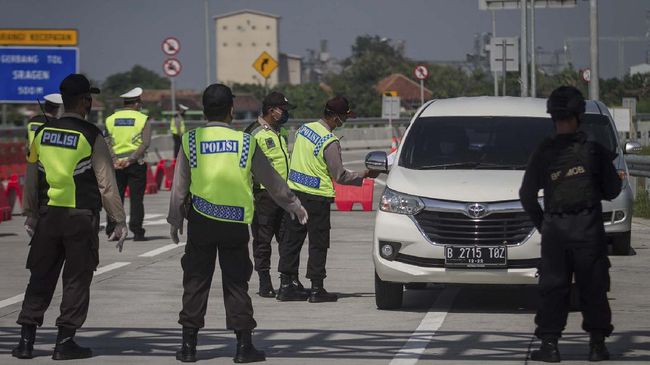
1, 0, 648, 90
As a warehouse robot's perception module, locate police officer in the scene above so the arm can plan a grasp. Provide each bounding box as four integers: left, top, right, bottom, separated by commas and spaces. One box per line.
27, 93, 62, 146
105, 87, 152, 241
171, 103, 189, 159
520, 86, 622, 362
277, 96, 380, 303
12, 74, 127, 360
167, 84, 308, 363
244, 91, 294, 298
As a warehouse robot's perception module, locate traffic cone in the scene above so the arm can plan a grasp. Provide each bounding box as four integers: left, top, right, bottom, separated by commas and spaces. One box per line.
390, 136, 398, 154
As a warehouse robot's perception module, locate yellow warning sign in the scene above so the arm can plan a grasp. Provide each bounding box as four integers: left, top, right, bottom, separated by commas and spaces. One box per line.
252, 51, 278, 79
0, 29, 78, 46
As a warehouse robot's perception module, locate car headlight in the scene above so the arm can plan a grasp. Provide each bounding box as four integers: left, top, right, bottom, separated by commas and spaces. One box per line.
380, 188, 425, 215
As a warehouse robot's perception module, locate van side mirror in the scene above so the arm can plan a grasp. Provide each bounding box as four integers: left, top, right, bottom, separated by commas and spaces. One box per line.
365, 151, 388, 172
625, 141, 642, 155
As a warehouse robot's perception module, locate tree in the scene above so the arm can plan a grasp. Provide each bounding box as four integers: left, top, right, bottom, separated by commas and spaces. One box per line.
102, 65, 170, 97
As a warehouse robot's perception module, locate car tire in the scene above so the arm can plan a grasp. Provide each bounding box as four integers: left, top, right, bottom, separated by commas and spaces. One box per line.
375, 272, 403, 310
404, 283, 428, 290
611, 231, 631, 256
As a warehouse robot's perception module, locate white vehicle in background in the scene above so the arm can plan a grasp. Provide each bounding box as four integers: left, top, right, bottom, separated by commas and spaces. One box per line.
365, 97, 640, 310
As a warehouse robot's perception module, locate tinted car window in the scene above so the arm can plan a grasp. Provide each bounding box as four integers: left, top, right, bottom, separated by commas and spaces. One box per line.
399, 116, 554, 170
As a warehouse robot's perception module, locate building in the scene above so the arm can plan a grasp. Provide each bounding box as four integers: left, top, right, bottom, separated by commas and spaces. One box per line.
215, 10, 280, 87
630, 63, 650, 76
279, 53, 302, 85
376, 73, 433, 112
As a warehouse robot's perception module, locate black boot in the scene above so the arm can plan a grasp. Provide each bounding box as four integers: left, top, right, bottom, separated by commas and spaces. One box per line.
234, 330, 265, 363
257, 271, 276, 298
12, 324, 36, 359
589, 333, 610, 362
176, 327, 198, 362
133, 230, 147, 241
530, 337, 561, 363
52, 327, 92, 360
308, 279, 338, 303
276, 274, 309, 301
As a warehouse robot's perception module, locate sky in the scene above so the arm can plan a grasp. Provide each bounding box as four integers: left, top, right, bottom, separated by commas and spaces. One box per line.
1, 0, 648, 91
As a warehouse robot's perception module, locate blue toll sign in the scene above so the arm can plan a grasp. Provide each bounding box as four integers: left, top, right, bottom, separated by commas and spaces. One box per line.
0, 46, 78, 103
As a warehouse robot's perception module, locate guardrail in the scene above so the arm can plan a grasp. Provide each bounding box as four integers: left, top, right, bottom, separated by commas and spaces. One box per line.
625, 155, 650, 177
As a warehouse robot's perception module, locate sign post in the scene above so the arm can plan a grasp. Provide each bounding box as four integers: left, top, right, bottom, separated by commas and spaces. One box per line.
489, 37, 519, 96
162, 36, 181, 126
382, 92, 400, 134
253, 51, 279, 90
413, 65, 429, 106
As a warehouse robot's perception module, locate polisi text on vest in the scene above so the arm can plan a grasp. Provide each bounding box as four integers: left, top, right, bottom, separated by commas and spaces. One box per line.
200, 140, 239, 154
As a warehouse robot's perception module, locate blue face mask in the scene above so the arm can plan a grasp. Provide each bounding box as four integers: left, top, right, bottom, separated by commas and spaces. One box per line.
278, 109, 289, 124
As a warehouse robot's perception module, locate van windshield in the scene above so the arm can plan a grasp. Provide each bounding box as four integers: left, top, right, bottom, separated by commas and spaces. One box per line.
399, 115, 618, 170
399, 117, 553, 170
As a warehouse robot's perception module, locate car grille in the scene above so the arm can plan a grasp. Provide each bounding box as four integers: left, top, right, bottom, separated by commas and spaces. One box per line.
413, 210, 535, 246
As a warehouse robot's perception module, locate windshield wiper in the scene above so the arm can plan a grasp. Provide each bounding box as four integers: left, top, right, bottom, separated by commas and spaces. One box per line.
415, 162, 479, 170
474, 162, 528, 170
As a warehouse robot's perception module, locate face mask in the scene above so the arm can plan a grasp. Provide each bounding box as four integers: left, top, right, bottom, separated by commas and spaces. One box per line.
335, 115, 345, 128
277, 109, 289, 125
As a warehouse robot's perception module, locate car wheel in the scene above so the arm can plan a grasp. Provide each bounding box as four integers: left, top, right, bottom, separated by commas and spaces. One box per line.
611, 231, 631, 256
404, 283, 428, 290
375, 272, 403, 310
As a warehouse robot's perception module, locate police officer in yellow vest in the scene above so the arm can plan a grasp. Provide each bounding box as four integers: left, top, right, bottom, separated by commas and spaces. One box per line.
167, 84, 308, 363
244, 92, 294, 298
12, 74, 127, 361
104, 87, 152, 241
277, 96, 380, 303
27, 93, 62, 146
171, 103, 188, 159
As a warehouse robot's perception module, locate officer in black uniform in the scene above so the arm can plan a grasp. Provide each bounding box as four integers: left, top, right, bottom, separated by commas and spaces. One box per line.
12, 74, 127, 360
519, 86, 622, 362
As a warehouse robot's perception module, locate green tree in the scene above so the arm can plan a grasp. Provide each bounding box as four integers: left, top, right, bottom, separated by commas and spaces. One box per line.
102, 65, 170, 97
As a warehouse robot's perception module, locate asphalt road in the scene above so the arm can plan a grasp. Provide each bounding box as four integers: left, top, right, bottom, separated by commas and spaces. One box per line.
0, 150, 649, 364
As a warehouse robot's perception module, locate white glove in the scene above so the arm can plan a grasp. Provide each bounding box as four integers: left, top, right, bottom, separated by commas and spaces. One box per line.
170, 224, 183, 244
24, 217, 37, 237
290, 206, 309, 225
109, 222, 128, 252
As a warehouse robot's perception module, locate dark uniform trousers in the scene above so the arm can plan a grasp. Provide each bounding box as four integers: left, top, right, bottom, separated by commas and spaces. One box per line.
106, 162, 146, 236
278, 191, 331, 280
172, 134, 182, 160
535, 209, 613, 339
18, 207, 99, 330
178, 207, 257, 330
251, 189, 285, 272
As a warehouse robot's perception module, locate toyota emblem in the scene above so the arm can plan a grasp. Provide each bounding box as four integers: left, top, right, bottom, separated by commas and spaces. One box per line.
466, 203, 489, 219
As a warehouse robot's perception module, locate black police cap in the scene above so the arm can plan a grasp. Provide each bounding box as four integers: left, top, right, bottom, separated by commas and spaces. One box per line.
263, 91, 296, 110
60, 74, 100, 96
547, 86, 585, 115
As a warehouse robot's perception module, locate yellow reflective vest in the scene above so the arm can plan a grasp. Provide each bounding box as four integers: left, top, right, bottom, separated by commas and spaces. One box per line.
105, 109, 148, 160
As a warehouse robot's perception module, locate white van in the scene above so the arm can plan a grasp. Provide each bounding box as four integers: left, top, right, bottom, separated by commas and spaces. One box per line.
365, 97, 638, 310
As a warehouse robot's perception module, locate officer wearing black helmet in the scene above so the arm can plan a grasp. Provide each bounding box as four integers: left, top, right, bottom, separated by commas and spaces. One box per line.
519, 86, 622, 362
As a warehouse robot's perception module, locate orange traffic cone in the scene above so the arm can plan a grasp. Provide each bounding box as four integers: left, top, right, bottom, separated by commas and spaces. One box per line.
390, 136, 399, 154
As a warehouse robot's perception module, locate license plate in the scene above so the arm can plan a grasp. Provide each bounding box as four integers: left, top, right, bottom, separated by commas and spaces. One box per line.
444, 246, 507, 268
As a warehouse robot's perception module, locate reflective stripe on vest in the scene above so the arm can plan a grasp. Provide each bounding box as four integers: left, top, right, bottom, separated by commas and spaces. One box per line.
170, 116, 186, 135
251, 125, 289, 189
182, 126, 256, 224
27, 121, 44, 146
288, 121, 338, 197
33, 127, 93, 208
105, 110, 148, 158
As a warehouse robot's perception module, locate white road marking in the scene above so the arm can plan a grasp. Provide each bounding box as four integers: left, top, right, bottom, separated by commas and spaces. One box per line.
389, 287, 460, 365
343, 160, 365, 165
0, 294, 24, 309
139, 242, 186, 258
0, 262, 131, 309
102, 214, 163, 226
143, 219, 170, 226
93, 262, 131, 276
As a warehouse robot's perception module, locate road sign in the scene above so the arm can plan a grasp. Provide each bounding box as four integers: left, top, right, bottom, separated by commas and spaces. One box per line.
382, 96, 400, 120
383, 91, 398, 97
581, 68, 591, 83
489, 37, 519, 72
163, 58, 182, 77
0, 46, 78, 103
161, 37, 181, 56
252, 51, 278, 79
0, 29, 78, 46
414, 65, 429, 80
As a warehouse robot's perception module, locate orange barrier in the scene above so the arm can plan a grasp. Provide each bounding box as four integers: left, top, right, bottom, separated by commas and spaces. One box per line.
0, 182, 12, 222
6, 173, 23, 211
164, 159, 176, 190
334, 178, 375, 211
145, 165, 158, 194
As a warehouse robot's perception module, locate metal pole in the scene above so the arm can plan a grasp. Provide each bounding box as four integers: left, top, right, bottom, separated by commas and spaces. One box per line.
492, 10, 498, 96
502, 39, 507, 96
530, 1, 536, 97
589, 0, 599, 100
204, 0, 210, 87
419, 80, 424, 106
618, 39, 624, 79
520, 0, 528, 97
170, 77, 176, 125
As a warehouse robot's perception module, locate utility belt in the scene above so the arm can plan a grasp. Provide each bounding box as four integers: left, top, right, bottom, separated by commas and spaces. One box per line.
39, 206, 99, 217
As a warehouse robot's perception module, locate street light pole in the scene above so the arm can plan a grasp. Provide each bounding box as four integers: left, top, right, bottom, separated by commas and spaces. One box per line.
492, 10, 498, 96
204, 0, 210, 87
589, 0, 599, 100
520, 0, 528, 97
530, 1, 536, 97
